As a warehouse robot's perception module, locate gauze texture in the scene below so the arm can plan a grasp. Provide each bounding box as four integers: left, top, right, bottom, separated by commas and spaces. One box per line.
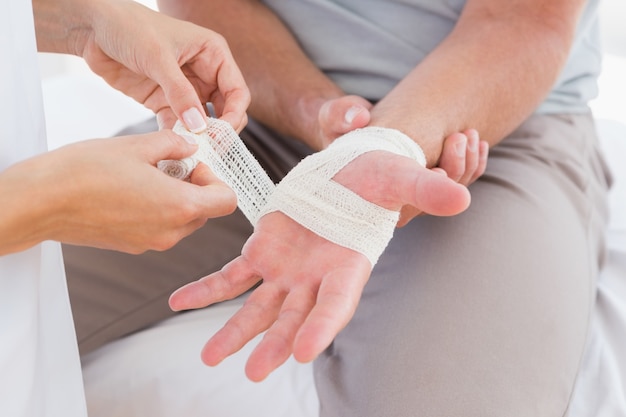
158, 118, 275, 225
259, 127, 426, 265
159, 121, 425, 266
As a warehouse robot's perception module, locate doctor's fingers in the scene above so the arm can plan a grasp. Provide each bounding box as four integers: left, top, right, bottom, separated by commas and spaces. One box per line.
121, 131, 238, 217
183, 162, 238, 218
174, 179, 238, 220
149, 41, 250, 132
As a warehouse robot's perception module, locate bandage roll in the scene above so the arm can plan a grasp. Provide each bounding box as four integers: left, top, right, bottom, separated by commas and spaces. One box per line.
159, 118, 276, 225
157, 158, 195, 180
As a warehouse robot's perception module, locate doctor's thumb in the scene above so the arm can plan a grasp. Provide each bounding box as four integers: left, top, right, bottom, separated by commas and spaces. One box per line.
144, 130, 199, 164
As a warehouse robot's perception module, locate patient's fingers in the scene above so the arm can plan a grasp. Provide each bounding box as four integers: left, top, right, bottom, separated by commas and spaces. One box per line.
294, 263, 370, 363
472, 140, 489, 183
245, 288, 316, 381
438, 132, 468, 182
202, 283, 285, 366
433, 129, 488, 188
458, 129, 480, 185
168, 258, 260, 311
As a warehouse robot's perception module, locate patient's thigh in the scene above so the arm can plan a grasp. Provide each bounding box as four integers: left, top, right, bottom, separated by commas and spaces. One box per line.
314, 114, 611, 417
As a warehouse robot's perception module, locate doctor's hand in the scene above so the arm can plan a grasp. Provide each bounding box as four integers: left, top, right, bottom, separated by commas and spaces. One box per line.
169, 151, 470, 382
0, 131, 236, 256
79, 0, 250, 132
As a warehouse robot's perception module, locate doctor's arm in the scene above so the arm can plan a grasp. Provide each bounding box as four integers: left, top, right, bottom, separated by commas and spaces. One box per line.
158, 0, 488, 217
157, 0, 485, 179
0, 0, 260, 254
32, 0, 250, 131
0, 131, 237, 256
158, 0, 372, 151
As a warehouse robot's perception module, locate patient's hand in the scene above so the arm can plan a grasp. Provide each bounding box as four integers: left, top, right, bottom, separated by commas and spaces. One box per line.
314, 95, 373, 150
169, 151, 471, 381
314, 96, 487, 226
398, 128, 488, 226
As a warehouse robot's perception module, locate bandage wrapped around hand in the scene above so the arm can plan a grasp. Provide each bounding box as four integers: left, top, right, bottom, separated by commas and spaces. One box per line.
159, 119, 425, 266
259, 127, 426, 265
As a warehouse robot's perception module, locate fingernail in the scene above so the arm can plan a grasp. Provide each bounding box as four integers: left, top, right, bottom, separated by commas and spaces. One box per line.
467, 129, 479, 152
344, 106, 363, 124
156, 114, 165, 131
455, 136, 467, 157
468, 137, 478, 152
180, 133, 197, 145
182, 108, 207, 133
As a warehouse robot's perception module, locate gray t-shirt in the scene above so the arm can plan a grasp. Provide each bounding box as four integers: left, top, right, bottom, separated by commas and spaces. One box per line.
263, 0, 601, 113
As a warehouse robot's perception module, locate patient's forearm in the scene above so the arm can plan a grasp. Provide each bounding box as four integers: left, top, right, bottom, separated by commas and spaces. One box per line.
370, 0, 586, 167
157, 0, 344, 149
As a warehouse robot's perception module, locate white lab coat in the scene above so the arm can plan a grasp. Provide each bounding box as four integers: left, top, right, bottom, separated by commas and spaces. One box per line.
0, 2, 87, 416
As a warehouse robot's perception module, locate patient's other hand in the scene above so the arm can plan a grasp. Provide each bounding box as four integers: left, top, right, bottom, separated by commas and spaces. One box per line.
169, 150, 470, 381
314, 95, 373, 150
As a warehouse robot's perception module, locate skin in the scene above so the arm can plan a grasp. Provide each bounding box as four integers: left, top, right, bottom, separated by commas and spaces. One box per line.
33, 0, 250, 132
157, 0, 542, 381
163, 0, 587, 382
169, 154, 474, 382
0, 0, 252, 255
0, 132, 237, 255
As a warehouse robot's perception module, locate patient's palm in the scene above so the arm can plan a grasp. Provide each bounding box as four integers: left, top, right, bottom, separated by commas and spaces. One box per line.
169, 151, 470, 381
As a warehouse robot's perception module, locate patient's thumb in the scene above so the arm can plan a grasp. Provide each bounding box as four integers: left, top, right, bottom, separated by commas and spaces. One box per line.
409, 168, 471, 217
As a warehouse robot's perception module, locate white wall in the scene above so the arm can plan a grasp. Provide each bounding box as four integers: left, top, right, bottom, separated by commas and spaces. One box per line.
599, 0, 626, 56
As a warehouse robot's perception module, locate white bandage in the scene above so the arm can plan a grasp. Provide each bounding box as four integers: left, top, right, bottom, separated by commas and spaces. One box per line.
159, 121, 425, 266
158, 118, 275, 225
259, 127, 426, 266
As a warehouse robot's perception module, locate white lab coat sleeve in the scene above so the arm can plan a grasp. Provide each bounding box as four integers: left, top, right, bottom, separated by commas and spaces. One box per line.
0, 2, 87, 416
